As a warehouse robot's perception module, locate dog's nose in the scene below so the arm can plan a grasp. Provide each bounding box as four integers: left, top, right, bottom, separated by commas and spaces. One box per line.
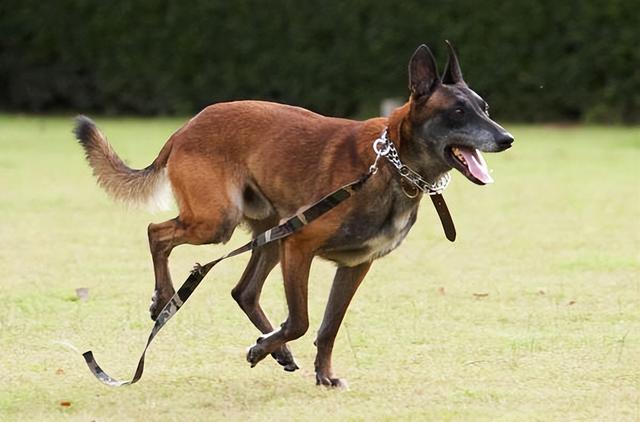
497, 132, 514, 149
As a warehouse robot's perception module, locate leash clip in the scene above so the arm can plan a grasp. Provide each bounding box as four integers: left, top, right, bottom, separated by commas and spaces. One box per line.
370, 130, 391, 175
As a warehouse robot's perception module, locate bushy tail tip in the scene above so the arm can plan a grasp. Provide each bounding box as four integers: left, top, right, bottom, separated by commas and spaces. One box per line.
73, 115, 98, 146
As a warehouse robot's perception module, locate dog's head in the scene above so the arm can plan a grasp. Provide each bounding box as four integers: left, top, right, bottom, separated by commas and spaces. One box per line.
402, 42, 514, 185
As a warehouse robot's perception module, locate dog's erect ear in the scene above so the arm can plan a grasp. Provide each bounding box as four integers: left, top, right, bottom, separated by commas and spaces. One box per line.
409, 44, 440, 98
442, 40, 465, 85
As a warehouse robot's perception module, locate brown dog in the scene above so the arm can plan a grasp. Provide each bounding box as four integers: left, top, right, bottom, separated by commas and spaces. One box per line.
75, 42, 513, 387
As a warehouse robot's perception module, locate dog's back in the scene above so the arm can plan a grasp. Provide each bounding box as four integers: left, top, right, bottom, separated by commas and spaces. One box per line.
165, 100, 385, 219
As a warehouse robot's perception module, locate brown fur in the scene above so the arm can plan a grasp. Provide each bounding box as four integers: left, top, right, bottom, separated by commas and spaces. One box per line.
74, 116, 173, 210
75, 43, 513, 386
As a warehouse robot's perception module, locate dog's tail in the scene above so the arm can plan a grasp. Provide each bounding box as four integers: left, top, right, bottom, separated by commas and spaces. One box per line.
73, 116, 174, 211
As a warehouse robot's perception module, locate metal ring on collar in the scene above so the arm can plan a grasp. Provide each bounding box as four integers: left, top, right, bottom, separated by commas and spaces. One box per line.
372, 137, 390, 156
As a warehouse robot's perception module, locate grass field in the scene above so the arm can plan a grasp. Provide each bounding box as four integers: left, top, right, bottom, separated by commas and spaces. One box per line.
0, 115, 638, 421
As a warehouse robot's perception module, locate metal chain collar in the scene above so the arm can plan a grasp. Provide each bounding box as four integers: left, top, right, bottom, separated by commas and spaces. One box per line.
371, 129, 451, 196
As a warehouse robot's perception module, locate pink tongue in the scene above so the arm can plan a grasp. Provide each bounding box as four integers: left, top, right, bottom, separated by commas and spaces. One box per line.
459, 148, 494, 184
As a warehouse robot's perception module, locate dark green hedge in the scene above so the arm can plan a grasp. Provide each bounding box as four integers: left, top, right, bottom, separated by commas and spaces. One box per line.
1, 0, 638, 122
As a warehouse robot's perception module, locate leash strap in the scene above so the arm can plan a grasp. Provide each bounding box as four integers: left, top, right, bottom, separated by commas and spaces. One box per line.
83, 172, 372, 386
430, 194, 456, 241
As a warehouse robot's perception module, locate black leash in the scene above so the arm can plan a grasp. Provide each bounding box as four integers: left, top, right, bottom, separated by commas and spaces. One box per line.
83, 172, 373, 386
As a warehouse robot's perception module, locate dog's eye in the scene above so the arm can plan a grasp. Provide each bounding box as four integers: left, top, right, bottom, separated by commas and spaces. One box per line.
455, 108, 464, 116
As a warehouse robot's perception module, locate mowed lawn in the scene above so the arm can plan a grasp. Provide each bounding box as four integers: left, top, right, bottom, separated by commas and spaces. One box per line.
0, 115, 638, 421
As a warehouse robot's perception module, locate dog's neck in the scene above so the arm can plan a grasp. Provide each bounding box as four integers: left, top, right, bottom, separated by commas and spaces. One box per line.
387, 102, 451, 183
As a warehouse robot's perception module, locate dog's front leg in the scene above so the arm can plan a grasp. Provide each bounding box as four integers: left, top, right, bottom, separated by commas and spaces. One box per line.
232, 242, 298, 372
246, 238, 313, 367
314, 262, 371, 388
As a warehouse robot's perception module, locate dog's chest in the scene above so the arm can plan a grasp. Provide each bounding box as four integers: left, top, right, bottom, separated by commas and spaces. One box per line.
319, 191, 419, 267
362, 209, 415, 258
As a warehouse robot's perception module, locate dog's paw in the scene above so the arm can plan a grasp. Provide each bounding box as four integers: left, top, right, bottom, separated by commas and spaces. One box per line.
271, 345, 299, 372
149, 291, 160, 321
149, 289, 174, 321
316, 373, 349, 389
246, 338, 269, 367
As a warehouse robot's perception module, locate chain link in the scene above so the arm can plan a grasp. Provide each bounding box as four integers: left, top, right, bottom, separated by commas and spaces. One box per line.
370, 129, 450, 196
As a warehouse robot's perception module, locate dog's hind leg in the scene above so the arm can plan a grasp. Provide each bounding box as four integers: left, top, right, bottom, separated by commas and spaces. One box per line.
146, 153, 245, 320
147, 213, 240, 320
314, 262, 371, 388
147, 218, 181, 320
231, 241, 298, 371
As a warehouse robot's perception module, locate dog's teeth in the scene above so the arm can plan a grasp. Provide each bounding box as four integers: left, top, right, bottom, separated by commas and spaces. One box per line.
451, 147, 468, 166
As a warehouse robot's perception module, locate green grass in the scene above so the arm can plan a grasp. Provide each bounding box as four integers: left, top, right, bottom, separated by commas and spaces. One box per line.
0, 115, 638, 421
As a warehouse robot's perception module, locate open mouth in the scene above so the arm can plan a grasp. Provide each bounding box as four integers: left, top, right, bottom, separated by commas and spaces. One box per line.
447, 146, 494, 185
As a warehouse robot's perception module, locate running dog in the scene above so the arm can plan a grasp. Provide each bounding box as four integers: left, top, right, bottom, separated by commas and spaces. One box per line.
74, 42, 513, 387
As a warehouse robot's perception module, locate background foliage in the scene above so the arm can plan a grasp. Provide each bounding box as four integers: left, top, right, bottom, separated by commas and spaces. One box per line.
1, 0, 638, 122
